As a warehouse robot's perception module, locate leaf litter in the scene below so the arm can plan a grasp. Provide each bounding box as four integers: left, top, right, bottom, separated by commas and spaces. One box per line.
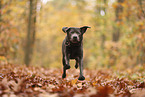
0, 64, 145, 97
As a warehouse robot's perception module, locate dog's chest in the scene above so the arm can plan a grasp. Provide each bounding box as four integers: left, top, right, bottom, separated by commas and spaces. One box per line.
67, 46, 82, 59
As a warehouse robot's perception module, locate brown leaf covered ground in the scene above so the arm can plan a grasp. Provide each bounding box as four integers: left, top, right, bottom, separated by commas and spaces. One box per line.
0, 64, 145, 97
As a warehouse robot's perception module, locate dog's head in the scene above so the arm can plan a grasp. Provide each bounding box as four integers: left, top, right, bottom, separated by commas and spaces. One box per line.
62, 26, 90, 43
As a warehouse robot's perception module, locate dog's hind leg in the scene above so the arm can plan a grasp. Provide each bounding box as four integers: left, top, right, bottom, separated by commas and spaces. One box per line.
75, 58, 78, 69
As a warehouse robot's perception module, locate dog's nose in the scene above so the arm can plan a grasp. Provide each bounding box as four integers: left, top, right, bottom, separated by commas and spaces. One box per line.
73, 36, 77, 39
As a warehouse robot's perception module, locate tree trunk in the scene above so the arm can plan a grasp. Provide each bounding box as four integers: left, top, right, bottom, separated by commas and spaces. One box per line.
101, 0, 107, 50
137, 0, 145, 66
138, 0, 145, 17
24, 0, 37, 66
112, 0, 124, 42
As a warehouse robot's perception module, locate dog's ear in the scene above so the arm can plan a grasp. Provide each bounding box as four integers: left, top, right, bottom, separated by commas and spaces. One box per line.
62, 27, 69, 33
80, 26, 91, 34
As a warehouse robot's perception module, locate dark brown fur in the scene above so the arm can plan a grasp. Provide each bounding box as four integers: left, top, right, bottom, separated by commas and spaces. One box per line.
62, 26, 90, 80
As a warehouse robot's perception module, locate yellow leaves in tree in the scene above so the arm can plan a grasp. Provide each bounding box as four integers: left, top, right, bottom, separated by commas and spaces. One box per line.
116, 21, 124, 26
112, 2, 126, 9
0, 56, 8, 65
136, 21, 145, 31
112, 3, 117, 8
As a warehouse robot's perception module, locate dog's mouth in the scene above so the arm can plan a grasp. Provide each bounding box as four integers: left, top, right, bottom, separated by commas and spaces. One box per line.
72, 40, 78, 43
70, 39, 79, 43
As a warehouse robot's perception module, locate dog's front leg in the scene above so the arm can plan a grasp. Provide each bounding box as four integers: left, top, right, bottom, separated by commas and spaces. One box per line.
62, 53, 70, 79
78, 57, 85, 80
64, 53, 70, 69
62, 57, 66, 78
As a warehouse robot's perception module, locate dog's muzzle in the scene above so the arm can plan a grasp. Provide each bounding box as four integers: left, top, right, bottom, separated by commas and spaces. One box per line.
70, 35, 79, 43
73, 36, 77, 40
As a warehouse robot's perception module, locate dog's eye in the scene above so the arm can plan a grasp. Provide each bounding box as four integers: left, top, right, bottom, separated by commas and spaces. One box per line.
71, 32, 74, 34
76, 32, 80, 34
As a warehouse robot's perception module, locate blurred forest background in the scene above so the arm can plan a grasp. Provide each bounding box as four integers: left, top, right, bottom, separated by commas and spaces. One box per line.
0, 0, 145, 70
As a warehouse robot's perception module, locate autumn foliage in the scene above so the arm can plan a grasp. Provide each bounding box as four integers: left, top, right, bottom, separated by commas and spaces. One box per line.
0, 63, 145, 97
0, 0, 145, 97
0, 0, 144, 68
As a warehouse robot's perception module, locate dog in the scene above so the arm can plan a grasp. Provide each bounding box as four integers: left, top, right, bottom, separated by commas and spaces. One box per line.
62, 26, 90, 80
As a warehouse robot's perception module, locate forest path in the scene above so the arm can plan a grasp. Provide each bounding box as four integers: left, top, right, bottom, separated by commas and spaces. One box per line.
0, 64, 145, 97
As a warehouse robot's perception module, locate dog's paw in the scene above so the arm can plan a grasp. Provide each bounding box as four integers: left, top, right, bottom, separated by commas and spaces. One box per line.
78, 76, 85, 81
75, 64, 78, 69
65, 64, 71, 70
62, 73, 66, 79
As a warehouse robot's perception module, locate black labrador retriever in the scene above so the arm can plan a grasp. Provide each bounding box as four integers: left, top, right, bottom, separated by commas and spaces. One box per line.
62, 26, 90, 80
